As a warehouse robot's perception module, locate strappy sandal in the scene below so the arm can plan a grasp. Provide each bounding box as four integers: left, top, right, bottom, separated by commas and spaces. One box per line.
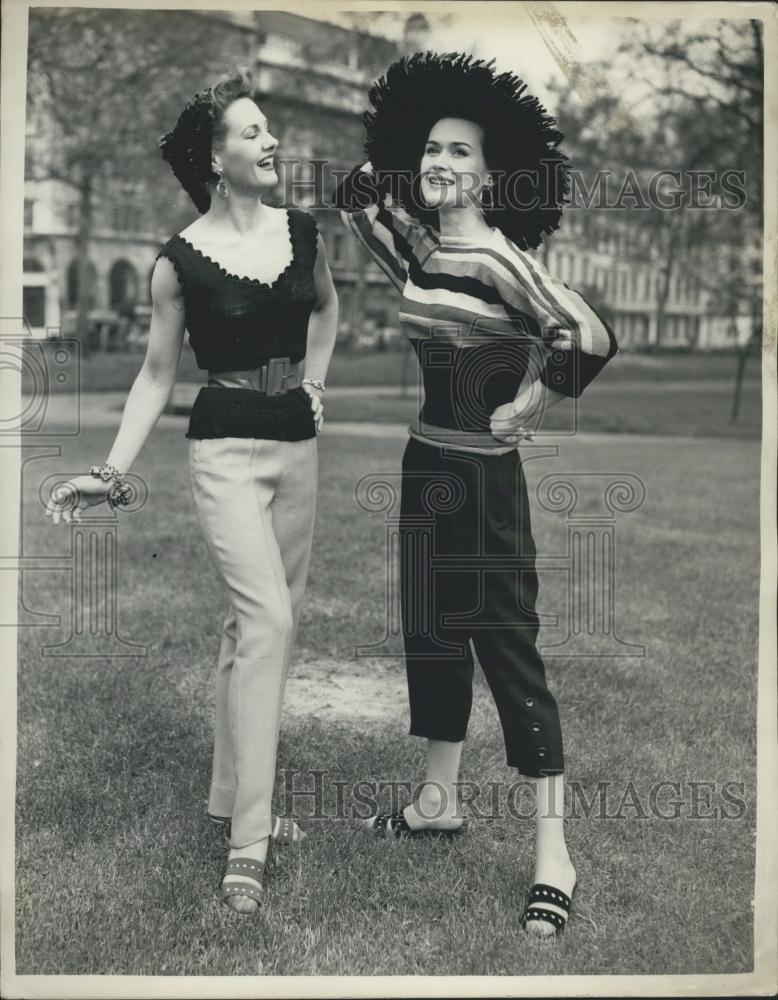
208, 813, 306, 845
520, 882, 574, 936
220, 840, 275, 913
368, 812, 466, 840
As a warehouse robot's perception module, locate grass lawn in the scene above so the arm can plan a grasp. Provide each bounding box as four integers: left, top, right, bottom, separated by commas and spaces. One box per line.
15, 421, 759, 976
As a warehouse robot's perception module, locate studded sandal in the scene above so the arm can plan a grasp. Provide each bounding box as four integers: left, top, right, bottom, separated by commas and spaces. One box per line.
520, 882, 574, 935
208, 813, 306, 845
369, 811, 465, 840
220, 840, 275, 912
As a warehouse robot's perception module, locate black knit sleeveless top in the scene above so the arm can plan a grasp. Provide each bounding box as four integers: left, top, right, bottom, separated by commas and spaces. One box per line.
155, 208, 319, 371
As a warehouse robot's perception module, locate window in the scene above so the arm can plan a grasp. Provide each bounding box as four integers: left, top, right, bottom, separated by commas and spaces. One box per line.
330, 231, 345, 265
109, 259, 139, 309
66, 258, 98, 309
111, 204, 141, 233
24, 199, 34, 228
23, 286, 45, 328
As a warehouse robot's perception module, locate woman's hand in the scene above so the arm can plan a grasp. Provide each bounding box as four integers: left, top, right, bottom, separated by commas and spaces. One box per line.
489, 400, 536, 445
302, 384, 324, 434
44, 475, 111, 525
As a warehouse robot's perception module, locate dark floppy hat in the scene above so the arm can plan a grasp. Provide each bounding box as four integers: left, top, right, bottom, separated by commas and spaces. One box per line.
158, 90, 217, 214
363, 50, 570, 249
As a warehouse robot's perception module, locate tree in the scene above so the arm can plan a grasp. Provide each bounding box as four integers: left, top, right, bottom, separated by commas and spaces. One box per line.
620, 19, 763, 225
616, 18, 763, 408
550, 16, 762, 355
26, 9, 228, 351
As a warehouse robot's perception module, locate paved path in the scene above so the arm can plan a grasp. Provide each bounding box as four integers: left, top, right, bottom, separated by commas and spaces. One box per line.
13, 389, 761, 448
323, 380, 758, 395
165, 379, 755, 397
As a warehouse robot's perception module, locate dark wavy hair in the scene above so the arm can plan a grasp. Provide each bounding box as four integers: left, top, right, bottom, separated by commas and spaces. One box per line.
159, 67, 263, 213
363, 51, 570, 249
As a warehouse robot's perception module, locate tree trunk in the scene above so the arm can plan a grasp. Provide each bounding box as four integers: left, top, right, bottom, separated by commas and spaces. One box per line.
654, 271, 669, 352
350, 252, 366, 348
730, 336, 749, 421
732, 305, 761, 422
654, 227, 679, 353
75, 174, 93, 358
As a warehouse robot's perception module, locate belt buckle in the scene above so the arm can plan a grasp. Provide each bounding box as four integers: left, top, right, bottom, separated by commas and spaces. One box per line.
265, 356, 292, 395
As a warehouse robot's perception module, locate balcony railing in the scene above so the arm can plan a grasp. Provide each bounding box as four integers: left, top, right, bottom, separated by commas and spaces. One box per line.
255, 41, 369, 85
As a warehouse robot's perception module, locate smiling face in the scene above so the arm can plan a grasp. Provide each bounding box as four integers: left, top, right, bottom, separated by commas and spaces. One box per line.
212, 97, 279, 194
419, 117, 491, 211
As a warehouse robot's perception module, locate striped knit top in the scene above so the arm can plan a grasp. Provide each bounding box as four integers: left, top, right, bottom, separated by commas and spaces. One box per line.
334, 166, 619, 454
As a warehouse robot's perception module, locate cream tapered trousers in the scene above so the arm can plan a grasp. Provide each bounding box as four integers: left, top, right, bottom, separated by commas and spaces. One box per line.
188, 433, 317, 848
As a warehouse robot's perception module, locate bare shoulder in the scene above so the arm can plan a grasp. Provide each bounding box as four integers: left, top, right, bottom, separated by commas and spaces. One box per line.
151, 254, 183, 303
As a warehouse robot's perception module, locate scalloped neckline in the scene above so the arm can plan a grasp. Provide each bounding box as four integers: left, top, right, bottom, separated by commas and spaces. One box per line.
174, 209, 296, 289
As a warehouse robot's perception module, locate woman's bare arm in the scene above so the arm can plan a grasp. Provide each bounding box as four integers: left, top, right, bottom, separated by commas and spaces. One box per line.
304, 231, 339, 385
103, 256, 187, 474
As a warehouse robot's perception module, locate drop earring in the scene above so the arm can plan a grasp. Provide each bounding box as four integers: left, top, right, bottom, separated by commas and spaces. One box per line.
481, 179, 494, 211
215, 166, 229, 199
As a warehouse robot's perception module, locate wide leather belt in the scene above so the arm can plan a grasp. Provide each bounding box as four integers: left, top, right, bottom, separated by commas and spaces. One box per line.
207, 357, 304, 395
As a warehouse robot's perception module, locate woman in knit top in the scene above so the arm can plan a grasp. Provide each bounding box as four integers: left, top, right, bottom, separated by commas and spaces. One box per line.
335, 52, 618, 938
45, 68, 339, 915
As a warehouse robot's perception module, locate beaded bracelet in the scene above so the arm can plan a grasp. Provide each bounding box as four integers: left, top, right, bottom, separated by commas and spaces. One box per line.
89, 463, 133, 511
107, 480, 134, 509
89, 463, 123, 483
302, 378, 326, 393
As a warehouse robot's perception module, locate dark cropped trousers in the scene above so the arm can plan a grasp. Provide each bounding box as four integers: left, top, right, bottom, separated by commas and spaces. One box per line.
399, 435, 564, 777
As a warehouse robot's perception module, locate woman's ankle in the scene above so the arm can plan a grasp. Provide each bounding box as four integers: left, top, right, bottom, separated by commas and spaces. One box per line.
415, 782, 460, 821
228, 834, 270, 860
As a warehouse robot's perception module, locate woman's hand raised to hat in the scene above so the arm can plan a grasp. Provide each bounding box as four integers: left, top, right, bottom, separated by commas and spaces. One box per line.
351, 162, 381, 222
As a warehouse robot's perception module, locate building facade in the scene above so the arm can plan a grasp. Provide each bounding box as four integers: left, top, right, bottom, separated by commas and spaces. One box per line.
23, 10, 752, 351
544, 231, 753, 352
23, 10, 404, 346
